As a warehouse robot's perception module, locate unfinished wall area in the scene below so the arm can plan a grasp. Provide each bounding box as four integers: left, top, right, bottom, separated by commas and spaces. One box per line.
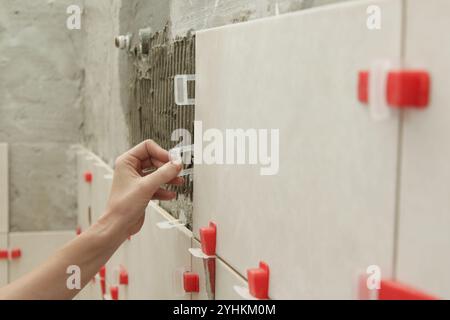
0, 0, 83, 231
81, 0, 171, 166
169, 0, 352, 37
81, 0, 128, 167
83, 0, 355, 227
82, 0, 355, 163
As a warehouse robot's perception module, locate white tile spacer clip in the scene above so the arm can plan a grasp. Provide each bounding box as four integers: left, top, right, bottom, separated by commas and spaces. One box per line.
169, 145, 194, 161
174, 74, 195, 106
234, 262, 270, 300
169, 145, 194, 177
103, 294, 112, 300
368, 60, 398, 121
178, 168, 193, 177
188, 248, 215, 260
157, 220, 185, 230
157, 210, 187, 230
233, 285, 258, 300
189, 222, 217, 259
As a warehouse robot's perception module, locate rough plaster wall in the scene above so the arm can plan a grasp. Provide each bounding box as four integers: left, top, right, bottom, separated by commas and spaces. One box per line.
81, 0, 128, 166
119, 0, 171, 154
0, 0, 83, 231
82, 0, 171, 165
169, 0, 353, 37
128, 30, 196, 225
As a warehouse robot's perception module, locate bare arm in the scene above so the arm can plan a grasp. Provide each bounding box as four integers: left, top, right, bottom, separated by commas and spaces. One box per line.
0, 140, 182, 300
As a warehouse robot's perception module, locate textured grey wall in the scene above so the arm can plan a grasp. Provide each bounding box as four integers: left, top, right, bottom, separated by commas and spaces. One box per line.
81, 0, 128, 166
170, 0, 349, 37
81, 0, 172, 165
0, 0, 83, 231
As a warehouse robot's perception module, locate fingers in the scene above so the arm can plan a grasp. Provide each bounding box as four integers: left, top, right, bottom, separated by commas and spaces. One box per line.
152, 188, 177, 201
127, 140, 170, 164
139, 159, 167, 175
141, 158, 165, 171
151, 159, 166, 168
141, 161, 182, 193
168, 177, 185, 185
141, 169, 184, 185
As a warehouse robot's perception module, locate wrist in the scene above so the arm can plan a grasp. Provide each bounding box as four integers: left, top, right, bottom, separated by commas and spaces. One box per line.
89, 211, 129, 247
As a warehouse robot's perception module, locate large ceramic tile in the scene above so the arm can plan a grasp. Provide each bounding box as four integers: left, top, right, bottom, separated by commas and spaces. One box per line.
0, 233, 7, 286
91, 162, 113, 224
396, 0, 450, 299
194, 0, 402, 299
191, 240, 248, 300
75, 280, 100, 300
75, 148, 113, 299
8, 231, 75, 282
124, 201, 192, 300
0, 143, 8, 233
76, 150, 92, 231
121, 231, 142, 299
74, 273, 103, 300
104, 243, 127, 300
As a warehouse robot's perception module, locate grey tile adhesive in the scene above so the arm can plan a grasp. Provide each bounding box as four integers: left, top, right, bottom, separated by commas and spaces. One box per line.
127, 26, 195, 228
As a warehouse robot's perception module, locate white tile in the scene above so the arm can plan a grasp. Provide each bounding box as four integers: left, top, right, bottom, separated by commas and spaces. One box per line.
396, 0, 450, 299
0, 143, 8, 233
88, 154, 122, 300
77, 151, 92, 231
194, 0, 402, 299
0, 233, 7, 287
121, 235, 141, 299
75, 281, 100, 300
75, 150, 114, 299
191, 240, 248, 300
123, 202, 192, 300
8, 231, 75, 282
77, 148, 113, 229
91, 162, 112, 224
105, 243, 126, 300
74, 274, 103, 300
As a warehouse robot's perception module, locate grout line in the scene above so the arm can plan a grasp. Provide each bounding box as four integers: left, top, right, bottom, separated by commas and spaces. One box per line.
192, 235, 248, 282
392, 0, 408, 281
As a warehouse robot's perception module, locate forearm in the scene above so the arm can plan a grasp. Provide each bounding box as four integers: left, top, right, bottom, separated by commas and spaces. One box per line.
0, 140, 181, 300
0, 212, 128, 300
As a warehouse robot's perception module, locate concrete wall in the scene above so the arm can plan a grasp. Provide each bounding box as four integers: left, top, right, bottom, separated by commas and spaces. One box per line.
170, 0, 350, 37
0, 0, 84, 231
82, 0, 172, 166
81, 0, 128, 166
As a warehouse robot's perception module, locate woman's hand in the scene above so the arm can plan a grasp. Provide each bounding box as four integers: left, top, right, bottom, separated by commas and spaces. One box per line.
103, 139, 183, 239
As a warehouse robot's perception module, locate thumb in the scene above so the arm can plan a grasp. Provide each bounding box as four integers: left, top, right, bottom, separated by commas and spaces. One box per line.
142, 162, 182, 192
